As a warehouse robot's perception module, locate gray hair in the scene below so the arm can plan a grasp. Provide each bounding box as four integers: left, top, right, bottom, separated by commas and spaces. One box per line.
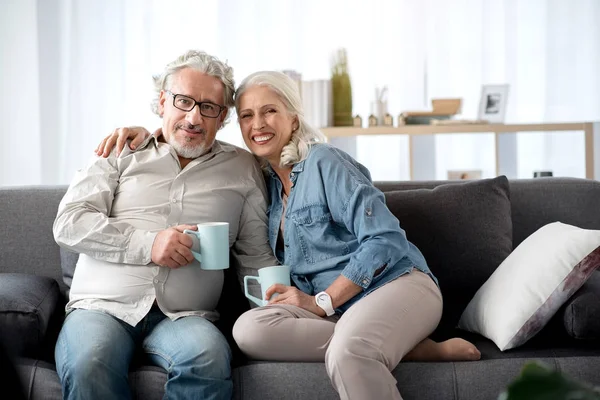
235, 71, 326, 167
151, 50, 235, 126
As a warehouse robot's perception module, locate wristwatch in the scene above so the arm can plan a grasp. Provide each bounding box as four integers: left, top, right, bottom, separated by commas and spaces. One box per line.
315, 291, 335, 316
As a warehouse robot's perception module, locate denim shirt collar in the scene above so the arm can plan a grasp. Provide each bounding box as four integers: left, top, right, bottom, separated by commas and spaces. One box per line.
264, 159, 306, 180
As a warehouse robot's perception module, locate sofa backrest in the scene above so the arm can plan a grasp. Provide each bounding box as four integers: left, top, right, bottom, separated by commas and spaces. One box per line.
1, 178, 599, 312
0, 186, 68, 294
374, 177, 600, 249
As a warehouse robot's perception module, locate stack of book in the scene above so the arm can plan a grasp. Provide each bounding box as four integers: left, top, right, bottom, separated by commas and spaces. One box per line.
399, 98, 462, 125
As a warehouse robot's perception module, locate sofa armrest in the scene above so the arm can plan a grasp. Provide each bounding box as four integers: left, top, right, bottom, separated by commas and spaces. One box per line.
0, 273, 61, 358
562, 270, 600, 340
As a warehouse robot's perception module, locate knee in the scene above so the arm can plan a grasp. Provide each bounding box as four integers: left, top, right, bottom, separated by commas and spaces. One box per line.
190, 332, 232, 380
325, 335, 386, 371
232, 308, 274, 355
56, 344, 113, 382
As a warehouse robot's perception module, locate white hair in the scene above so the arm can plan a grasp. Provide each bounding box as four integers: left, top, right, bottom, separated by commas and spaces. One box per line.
235, 71, 326, 167
151, 50, 235, 126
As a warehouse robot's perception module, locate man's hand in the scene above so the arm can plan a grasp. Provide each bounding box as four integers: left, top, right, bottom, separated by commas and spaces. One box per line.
151, 224, 198, 269
95, 126, 155, 157
265, 284, 326, 317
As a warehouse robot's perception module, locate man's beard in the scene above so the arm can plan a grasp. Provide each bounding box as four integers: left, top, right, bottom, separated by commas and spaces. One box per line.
167, 124, 212, 159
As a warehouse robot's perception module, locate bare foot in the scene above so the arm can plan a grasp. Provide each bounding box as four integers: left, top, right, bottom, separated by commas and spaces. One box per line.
404, 338, 481, 362
438, 338, 481, 361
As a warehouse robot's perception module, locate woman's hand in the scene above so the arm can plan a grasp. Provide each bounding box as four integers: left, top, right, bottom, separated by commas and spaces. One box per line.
265, 284, 326, 317
94, 126, 153, 157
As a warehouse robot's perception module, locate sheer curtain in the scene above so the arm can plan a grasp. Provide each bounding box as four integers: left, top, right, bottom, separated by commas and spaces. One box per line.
1, 0, 598, 186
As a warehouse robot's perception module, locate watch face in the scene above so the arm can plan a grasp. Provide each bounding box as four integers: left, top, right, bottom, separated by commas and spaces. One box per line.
317, 293, 328, 303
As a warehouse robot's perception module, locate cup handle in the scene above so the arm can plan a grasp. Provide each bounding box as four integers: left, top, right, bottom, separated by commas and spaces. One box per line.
183, 229, 201, 261
244, 276, 265, 307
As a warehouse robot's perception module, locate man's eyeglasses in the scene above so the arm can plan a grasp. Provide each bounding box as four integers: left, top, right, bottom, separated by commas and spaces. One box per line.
166, 90, 225, 118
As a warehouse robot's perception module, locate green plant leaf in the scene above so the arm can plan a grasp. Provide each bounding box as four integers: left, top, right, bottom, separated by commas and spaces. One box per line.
499, 362, 600, 400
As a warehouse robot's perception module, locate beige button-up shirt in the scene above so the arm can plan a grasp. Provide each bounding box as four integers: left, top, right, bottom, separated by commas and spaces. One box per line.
53, 136, 277, 326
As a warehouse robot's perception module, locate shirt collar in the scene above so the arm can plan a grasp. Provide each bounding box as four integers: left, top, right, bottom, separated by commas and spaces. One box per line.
264, 159, 305, 176
141, 133, 236, 157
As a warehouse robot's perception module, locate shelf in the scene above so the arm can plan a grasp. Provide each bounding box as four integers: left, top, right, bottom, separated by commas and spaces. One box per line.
321, 122, 600, 180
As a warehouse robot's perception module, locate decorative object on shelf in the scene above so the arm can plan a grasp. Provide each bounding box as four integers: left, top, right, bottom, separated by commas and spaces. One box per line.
331, 48, 353, 126
447, 170, 482, 180
478, 84, 509, 123
352, 114, 362, 127
432, 98, 462, 115
368, 114, 378, 127
533, 171, 553, 178
397, 113, 406, 125
383, 113, 393, 126
373, 86, 388, 125
399, 98, 462, 125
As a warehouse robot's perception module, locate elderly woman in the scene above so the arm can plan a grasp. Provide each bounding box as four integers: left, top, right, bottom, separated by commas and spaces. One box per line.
96, 71, 480, 400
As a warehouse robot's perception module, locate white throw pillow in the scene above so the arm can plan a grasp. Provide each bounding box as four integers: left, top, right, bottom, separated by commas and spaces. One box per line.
458, 221, 600, 351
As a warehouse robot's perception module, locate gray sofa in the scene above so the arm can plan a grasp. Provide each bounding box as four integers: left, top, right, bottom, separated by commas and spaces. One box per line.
1, 177, 599, 399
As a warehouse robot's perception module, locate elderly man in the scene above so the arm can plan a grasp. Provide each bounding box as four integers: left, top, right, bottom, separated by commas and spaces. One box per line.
53, 50, 275, 400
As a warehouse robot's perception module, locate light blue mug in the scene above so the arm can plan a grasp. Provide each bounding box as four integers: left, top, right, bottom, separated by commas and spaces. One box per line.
183, 222, 229, 270
244, 265, 291, 306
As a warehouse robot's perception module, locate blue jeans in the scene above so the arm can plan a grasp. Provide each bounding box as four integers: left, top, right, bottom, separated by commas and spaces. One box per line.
55, 307, 232, 400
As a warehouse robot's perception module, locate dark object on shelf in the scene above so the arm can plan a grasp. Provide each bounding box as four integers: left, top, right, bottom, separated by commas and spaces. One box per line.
402, 115, 452, 125
534, 171, 553, 178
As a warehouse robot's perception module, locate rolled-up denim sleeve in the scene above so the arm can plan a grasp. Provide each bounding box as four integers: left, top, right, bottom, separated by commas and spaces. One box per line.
318, 148, 410, 290
53, 154, 157, 265
339, 184, 410, 289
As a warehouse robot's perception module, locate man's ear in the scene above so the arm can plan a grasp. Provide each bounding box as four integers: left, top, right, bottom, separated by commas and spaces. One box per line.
218, 109, 228, 130
158, 91, 167, 117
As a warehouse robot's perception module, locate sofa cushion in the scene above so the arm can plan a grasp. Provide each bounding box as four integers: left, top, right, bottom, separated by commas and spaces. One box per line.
458, 222, 600, 350
0, 273, 60, 357
562, 270, 600, 340
59, 248, 79, 296
384, 176, 513, 339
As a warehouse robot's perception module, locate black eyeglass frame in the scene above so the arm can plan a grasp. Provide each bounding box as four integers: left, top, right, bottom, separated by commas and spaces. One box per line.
165, 90, 225, 118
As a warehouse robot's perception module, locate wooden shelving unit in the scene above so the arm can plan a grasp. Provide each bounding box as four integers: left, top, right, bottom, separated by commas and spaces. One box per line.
321, 122, 600, 180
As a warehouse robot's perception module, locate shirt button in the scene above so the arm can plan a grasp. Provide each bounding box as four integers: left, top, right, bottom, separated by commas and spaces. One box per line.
171, 199, 177, 203
362, 279, 369, 285
154, 279, 159, 284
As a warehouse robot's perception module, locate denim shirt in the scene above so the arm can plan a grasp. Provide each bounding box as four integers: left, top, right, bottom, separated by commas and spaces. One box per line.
265, 143, 438, 313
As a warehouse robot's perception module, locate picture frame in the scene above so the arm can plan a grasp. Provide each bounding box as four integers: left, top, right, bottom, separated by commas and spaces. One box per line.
477, 84, 509, 123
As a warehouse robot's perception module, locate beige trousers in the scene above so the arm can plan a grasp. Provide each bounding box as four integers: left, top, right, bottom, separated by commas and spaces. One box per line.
233, 270, 443, 400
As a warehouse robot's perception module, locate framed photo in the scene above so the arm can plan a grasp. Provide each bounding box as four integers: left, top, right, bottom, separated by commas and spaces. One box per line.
477, 84, 509, 123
